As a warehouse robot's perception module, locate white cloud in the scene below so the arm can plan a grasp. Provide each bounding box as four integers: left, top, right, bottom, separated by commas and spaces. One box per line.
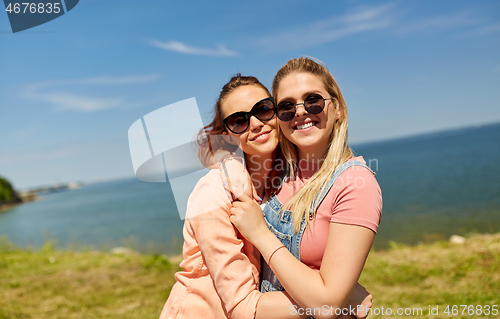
460, 22, 500, 37
75, 74, 162, 85
148, 39, 239, 57
253, 3, 398, 52
397, 11, 484, 34
39, 92, 123, 112
252, 3, 497, 53
22, 73, 161, 112
8, 123, 42, 141
478, 22, 500, 34
0, 145, 82, 167
27, 73, 161, 90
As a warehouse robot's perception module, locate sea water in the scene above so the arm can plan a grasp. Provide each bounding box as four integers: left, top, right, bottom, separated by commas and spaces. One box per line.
1, 123, 499, 253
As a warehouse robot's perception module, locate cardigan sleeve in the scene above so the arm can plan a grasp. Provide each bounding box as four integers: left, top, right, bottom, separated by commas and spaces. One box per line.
188, 170, 262, 319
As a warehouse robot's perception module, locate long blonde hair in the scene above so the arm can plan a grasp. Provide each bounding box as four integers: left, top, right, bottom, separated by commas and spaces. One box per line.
272, 57, 353, 233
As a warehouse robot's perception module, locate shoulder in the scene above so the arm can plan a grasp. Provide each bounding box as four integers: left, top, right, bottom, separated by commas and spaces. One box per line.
327, 156, 382, 231
333, 156, 379, 191
331, 162, 381, 206
331, 156, 382, 210
192, 168, 226, 192
185, 168, 232, 219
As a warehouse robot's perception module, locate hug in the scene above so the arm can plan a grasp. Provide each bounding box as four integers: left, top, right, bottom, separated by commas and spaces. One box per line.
160, 57, 382, 319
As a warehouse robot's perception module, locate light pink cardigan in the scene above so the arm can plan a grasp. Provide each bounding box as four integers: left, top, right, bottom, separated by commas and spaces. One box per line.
159, 168, 262, 319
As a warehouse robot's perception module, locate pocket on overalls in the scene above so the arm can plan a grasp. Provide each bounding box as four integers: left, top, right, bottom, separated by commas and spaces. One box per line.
260, 218, 291, 293
263, 217, 292, 249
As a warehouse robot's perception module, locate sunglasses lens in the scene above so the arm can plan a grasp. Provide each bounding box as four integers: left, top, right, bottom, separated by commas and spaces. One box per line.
277, 102, 295, 121
254, 99, 275, 121
226, 114, 248, 134
304, 95, 325, 114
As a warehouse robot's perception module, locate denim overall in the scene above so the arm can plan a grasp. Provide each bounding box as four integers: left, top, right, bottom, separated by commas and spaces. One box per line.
260, 160, 374, 293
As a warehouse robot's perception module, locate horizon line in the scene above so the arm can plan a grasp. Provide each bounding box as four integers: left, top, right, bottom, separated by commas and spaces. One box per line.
350, 120, 500, 147
10, 120, 500, 190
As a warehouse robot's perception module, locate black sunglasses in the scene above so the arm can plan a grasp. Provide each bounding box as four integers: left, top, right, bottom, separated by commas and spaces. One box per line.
222, 97, 276, 134
276, 93, 333, 122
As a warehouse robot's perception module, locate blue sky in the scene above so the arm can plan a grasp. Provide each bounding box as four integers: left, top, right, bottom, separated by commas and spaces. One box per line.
1, 0, 499, 189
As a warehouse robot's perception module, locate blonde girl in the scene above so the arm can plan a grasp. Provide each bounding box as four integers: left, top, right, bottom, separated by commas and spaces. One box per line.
230, 58, 382, 319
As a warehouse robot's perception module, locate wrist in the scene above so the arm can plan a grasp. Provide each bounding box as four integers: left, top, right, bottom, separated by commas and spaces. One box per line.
267, 245, 286, 266
245, 221, 270, 245
254, 231, 284, 259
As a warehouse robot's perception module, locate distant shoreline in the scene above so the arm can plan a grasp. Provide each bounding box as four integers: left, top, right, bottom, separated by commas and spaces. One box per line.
351, 120, 500, 148
0, 182, 84, 213
0, 202, 20, 213
0, 193, 39, 213
12, 121, 500, 191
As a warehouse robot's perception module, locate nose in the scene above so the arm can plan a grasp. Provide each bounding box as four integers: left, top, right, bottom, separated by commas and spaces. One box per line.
249, 115, 264, 132
295, 103, 308, 117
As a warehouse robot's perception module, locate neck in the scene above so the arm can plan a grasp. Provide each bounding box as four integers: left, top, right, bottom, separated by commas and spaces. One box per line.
297, 143, 328, 163
245, 151, 275, 199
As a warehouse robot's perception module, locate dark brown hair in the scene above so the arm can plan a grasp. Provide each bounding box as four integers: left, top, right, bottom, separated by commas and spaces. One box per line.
197, 74, 271, 163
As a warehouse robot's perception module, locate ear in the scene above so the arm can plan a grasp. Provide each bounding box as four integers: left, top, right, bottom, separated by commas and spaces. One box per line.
333, 100, 341, 120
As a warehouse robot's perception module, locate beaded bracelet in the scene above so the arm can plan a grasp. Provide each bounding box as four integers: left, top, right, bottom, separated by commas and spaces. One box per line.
268, 245, 286, 266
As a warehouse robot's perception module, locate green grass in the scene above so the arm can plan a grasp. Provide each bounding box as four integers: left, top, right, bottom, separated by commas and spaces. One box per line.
0, 237, 181, 319
1, 233, 499, 318
360, 233, 500, 318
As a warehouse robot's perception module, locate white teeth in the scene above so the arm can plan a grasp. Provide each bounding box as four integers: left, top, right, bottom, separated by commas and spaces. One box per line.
253, 132, 269, 140
295, 122, 315, 130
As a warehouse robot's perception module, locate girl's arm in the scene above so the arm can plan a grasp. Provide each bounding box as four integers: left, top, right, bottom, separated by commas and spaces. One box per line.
256, 291, 309, 319
188, 172, 306, 319
261, 222, 373, 319
191, 207, 307, 319
230, 193, 376, 319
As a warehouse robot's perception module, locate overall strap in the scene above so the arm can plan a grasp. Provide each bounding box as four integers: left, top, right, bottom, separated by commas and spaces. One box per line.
309, 160, 374, 217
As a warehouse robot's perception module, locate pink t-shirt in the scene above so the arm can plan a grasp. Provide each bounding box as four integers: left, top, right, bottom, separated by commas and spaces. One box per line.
276, 156, 382, 271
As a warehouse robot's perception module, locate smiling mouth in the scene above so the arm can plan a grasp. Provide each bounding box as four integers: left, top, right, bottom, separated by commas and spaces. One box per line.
293, 121, 317, 130
251, 131, 270, 141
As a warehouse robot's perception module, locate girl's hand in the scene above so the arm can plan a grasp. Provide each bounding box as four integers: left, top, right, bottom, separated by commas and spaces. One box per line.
229, 192, 268, 243
346, 283, 372, 319
219, 154, 258, 201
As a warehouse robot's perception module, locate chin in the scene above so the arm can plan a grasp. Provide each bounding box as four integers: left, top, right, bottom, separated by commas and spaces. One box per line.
250, 146, 274, 156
